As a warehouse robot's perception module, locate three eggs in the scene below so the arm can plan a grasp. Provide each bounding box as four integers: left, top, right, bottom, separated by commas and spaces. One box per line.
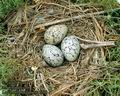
42, 24, 80, 67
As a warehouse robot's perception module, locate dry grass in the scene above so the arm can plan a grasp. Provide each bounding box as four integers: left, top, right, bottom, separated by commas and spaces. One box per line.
4, 0, 118, 95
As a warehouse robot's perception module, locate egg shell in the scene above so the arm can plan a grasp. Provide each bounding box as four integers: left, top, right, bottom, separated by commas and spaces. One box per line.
61, 36, 80, 61
44, 24, 68, 45
42, 44, 64, 67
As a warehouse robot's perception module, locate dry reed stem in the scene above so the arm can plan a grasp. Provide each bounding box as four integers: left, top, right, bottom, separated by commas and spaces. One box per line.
80, 42, 115, 50
78, 37, 114, 43
35, 10, 107, 29
35, 7, 120, 29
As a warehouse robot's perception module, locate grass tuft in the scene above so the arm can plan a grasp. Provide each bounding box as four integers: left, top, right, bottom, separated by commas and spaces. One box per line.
0, 0, 24, 19
109, 41, 120, 62
71, 0, 118, 9
0, 0, 24, 33
0, 58, 21, 96
87, 61, 120, 96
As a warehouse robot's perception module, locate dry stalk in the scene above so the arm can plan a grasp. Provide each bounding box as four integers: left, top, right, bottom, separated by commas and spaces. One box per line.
32, 67, 37, 90
78, 37, 115, 49
80, 42, 115, 50
35, 10, 107, 29
71, 63, 77, 80
21, 51, 33, 59
35, 8, 120, 29
77, 37, 115, 44
39, 73, 49, 93
48, 78, 61, 84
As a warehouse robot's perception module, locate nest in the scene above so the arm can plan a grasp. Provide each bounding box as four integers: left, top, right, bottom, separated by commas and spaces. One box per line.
5, 0, 117, 96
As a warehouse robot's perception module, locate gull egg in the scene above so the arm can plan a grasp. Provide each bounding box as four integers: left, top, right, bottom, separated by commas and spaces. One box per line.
61, 36, 80, 61
42, 44, 64, 67
44, 24, 68, 45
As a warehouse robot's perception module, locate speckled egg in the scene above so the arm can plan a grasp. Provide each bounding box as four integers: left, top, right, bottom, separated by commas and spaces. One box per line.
44, 24, 68, 45
61, 36, 80, 62
42, 44, 64, 67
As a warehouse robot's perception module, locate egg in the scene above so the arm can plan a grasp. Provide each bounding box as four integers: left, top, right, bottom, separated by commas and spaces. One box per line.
61, 36, 80, 61
42, 44, 64, 67
44, 24, 68, 45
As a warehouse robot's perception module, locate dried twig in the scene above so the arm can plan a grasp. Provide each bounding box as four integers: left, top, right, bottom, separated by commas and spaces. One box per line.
35, 8, 120, 29
80, 42, 115, 50
77, 37, 115, 44
35, 10, 106, 29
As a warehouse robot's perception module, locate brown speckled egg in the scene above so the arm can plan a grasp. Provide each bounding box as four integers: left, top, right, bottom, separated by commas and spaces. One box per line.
44, 24, 68, 45
42, 44, 64, 67
61, 36, 80, 61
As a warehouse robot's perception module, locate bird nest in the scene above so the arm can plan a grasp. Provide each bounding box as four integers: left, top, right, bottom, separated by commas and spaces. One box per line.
5, 0, 116, 96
